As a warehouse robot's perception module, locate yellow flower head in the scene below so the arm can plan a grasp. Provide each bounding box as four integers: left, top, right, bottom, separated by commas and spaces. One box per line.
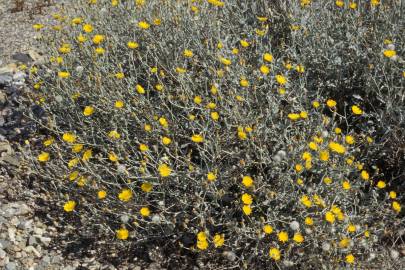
127, 41, 139, 49
242, 205, 252, 215
293, 233, 304, 244
213, 234, 225, 247
278, 231, 289, 243
191, 134, 204, 143
269, 247, 281, 261
207, 172, 217, 181
241, 193, 253, 205
63, 132, 76, 143
83, 24, 93, 33
115, 100, 124, 108
326, 99, 337, 108
275, 74, 287, 85
351, 105, 363, 115
140, 207, 151, 217
158, 164, 172, 177
37, 152, 50, 162
141, 182, 153, 192
263, 225, 273, 234
263, 53, 273, 62
116, 228, 129, 240
118, 188, 133, 202
92, 34, 105, 44
242, 176, 253, 187
97, 190, 107, 199
183, 49, 193, 57
83, 106, 94, 116
138, 21, 150, 29
63, 200, 76, 212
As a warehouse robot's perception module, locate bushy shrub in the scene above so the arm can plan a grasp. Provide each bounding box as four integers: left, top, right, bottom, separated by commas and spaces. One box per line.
26, 0, 403, 268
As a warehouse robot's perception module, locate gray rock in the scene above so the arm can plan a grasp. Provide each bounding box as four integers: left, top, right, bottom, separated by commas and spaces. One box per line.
1, 154, 20, 167
12, 71, 26, 82
28, 236, 37, 246
0, 73, 12, 86
11, 53, 32, 64
39, 236, 51, 246
0, 248, 6, 259
5, 262, 17, 270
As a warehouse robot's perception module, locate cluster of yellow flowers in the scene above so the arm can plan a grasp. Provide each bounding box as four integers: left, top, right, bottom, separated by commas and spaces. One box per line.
29, 0, 403, 267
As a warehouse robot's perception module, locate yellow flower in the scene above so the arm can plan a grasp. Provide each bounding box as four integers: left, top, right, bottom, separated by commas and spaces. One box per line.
275, 74, 287, 85
335, 0, 344, 7
191, 134, 204, 143
63, 132, 76, 143
136, 84, 145, 94
288, 113, 300, 121
213, 234, 225, 247
58, 71, 70, 78
197, 239, 208, 250
319, 150, 330, 161
346, 254, 355, 264
328, 142, 346, 154
116, 228, 129, 240
144, 124, 152, 132
92, 34, 105, 44
263, 225, 273, 234
347, 224, 356, 233
383, 49, 397, 58
83, 106, 94, 116
140, 207, 150, 217
263, 53, 273, 62
308, 141, 318, 151
278, 231, 289, 243
118, 188, 133, 202
326, 99, 337, 108
242, 176, 253, 187
115, 72, 125, 79
345, 135, 355, 145
241, 193, 253, 205
339, 238, 350, 248
183, 49, 193, 57
323, 177, 332, 185
300, 195, 312, 208
155, 84, 163, 91
325, 211, 335, 224
135, 0, 145, 6
95, 47, 105, 55
176, 67, 186, 73
349, 2, 357, 9
220, 57, 231, 66
141, 182, 153, 192
210, 112, 219, 121
260, 65, 270, 75
127, 41, 139, 49
158, 164, 172, 177
207, 0, 225, 7
300, 111, 308, 119
295, 64, 305, 73
139, 144, 149, 152
295, 164, 303, 172
159, 117, 169, 128
68, 158, 79, 168
108, 152, 118, 162
376, 180, 386, 189
138, 21, 150, 29
312, 100, 320, 108
69, 171, 79, 181
37, 152, 50, 162
108, 130, 121, 139
82, 149, 92, 162
305, 217, 313, 226
43, 137, 54, 147
83, 24, 93, 33
240, 78, 249, 87
153, 18, 161, 25
207, 172, 217, 182
351, 105, 363, 115
33, 24, 44, 30
240, 39, 249, 47
269, 248, 281, 261
232, 48, 239, 54
63, 201, 76, 212
389, 191, 397, 199
71, 17, 82, 25
115, 100, 124, 108
77, 34, 87, 43
293, 233, 304, 244
392, 201, 401, 213
111, 0, 119, 7
207, 102, 216, 109
242, 205, 252, 215
371, 0, 381, 7
161, 136, 172, 145
342, 181, 351, 190
97, 190, 107, 199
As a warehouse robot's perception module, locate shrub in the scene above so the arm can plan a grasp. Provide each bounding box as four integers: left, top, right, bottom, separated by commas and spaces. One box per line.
26, 0, 403, 268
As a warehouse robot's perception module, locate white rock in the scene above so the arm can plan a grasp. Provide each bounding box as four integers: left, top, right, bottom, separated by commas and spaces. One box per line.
390, 249, 399, 260
289, 221, 300, 231
322, 242, 331, 251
